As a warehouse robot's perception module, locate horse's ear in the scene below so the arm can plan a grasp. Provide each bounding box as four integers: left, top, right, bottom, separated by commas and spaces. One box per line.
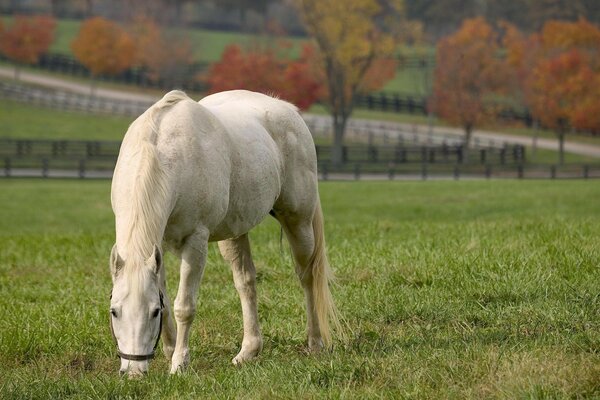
149, 244, 162, 275
110, 244, 124, 278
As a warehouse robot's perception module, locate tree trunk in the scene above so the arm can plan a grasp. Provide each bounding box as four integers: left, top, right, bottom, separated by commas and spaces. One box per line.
558, 131, 565, 165
331, 114, 347, 167
464, 123, 473, 147
462, 123, 473, 163
89, 76, 97, 98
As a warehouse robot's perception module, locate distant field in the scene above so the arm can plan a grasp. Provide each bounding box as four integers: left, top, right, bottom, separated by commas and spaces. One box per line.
0, 179, 598, 398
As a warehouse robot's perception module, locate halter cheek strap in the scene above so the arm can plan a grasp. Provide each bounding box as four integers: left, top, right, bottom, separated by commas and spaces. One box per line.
110, 291, 164, 362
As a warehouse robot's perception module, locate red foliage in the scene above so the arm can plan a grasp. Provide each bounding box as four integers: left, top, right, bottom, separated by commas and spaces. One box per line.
507, 18, 600, 134
205, 43, 324, 111
0, 15, 56, 65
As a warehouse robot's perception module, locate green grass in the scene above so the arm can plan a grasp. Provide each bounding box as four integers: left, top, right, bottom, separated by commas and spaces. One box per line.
0, 98, 133, 140
0, 179, 599, 399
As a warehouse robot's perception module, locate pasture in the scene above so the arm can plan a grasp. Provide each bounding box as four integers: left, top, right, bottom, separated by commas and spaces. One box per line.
0, 179, 598, 398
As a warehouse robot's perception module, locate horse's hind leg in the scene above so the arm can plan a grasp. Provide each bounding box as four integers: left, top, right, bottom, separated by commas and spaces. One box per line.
218, 234, 263, 365
276, 204, 335, 352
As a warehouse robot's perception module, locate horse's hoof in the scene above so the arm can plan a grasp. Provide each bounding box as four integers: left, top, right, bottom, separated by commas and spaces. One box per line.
308, 337, 324, 353
170, 351, 189, 374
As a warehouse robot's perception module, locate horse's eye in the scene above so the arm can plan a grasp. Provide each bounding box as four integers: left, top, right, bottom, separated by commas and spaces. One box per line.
151, 308, 161, 319
110, 309, 118, 318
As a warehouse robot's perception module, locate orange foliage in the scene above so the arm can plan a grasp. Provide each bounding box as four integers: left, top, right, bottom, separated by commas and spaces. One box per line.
130, 16, 195, 85
205, 43, 324, 111
506, 18, 600, 134
0, 15, 56, 65
71, 17, 135, 77
432, 17, 506, 141
361, 58, 398, 93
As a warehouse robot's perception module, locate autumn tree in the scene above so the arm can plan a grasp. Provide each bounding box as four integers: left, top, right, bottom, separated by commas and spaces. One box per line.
505, 18, 600, 163
296, 0, 404, 165
71, 17, 136, 94
130, 16, 196, 88
0, 15, 56, 80
431, 17, 506, 146
205, 43, 324, 111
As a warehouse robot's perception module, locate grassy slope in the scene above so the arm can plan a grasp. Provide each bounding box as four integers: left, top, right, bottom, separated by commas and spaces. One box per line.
0, 99, 133, 140
0, 179, 598, 399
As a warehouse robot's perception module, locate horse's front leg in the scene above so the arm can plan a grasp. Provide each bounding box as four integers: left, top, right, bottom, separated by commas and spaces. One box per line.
170, 230, 208, 374
158, 264, 177, 361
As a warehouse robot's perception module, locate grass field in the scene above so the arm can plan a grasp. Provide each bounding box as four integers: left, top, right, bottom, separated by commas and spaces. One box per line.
0, 179, 598, 399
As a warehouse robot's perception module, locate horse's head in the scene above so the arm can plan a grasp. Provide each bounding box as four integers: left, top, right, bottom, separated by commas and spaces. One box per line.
109, 244, 164, 377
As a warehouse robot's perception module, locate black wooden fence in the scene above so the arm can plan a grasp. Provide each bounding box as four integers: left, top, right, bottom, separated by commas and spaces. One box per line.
0, 137, 542, 180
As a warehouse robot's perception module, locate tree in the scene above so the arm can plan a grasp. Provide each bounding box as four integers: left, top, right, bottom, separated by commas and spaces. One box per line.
130, 16, 196, 88
71, 17, 136, 94
0, 15, 56, 80
205, 43, 324, 111
296, 0, 403, 165
505, 18, 600, 163
431, 17, 505, 147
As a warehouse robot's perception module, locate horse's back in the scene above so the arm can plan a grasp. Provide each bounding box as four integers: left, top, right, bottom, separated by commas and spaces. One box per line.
199, 90, 320, 230
200, 90, 317, 176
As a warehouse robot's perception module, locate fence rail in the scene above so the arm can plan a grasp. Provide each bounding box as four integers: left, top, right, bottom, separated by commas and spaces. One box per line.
6, 137, 591, 182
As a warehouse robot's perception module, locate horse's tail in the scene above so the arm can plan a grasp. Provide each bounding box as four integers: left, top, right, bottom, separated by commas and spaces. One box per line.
309, 198, 343, 347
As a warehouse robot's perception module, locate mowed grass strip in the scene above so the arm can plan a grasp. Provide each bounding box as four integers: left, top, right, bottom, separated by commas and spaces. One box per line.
0, 179, 598, 399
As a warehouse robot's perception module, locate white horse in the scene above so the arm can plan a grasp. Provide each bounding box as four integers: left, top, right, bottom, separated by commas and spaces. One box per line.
109, 90, 339, 376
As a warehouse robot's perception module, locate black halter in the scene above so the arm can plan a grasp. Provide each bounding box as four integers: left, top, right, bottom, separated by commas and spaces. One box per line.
109, 291, 165, 361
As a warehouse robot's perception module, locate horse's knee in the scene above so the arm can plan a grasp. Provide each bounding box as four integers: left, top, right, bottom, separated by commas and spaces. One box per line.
174, 306, 195, 324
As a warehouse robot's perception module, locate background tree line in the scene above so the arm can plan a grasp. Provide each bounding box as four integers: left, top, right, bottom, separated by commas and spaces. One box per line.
1, 1, 599, 166
2, 0, 600, 38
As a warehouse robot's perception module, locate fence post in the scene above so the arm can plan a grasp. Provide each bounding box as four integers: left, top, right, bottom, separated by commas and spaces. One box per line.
583, 165, 589, 179
321, 163, 328, 181
517, 164, 524, 179
388, 168, 395, 180
4, 157, 10, 177
485, 164, 492, 179
354, 164, 361, 180
368, 146, 378, 162
79, 159, 86, 179
453, 165, 460, 180
421, 162, 428, 180
42, 158, 49, 178
457, 146, 464, 164
550, 165, 556, 179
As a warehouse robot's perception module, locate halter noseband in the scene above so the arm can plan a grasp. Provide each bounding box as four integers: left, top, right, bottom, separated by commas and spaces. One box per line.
109, 291, 164, 362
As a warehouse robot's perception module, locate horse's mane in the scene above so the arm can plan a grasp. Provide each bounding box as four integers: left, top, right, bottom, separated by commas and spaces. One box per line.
119, 90, 190, 273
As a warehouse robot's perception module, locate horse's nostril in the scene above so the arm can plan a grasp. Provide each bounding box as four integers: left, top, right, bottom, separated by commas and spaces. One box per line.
119, 370, 126, 377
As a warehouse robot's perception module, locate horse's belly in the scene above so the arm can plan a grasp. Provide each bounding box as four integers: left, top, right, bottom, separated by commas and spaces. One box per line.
209, 161, 280, 241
